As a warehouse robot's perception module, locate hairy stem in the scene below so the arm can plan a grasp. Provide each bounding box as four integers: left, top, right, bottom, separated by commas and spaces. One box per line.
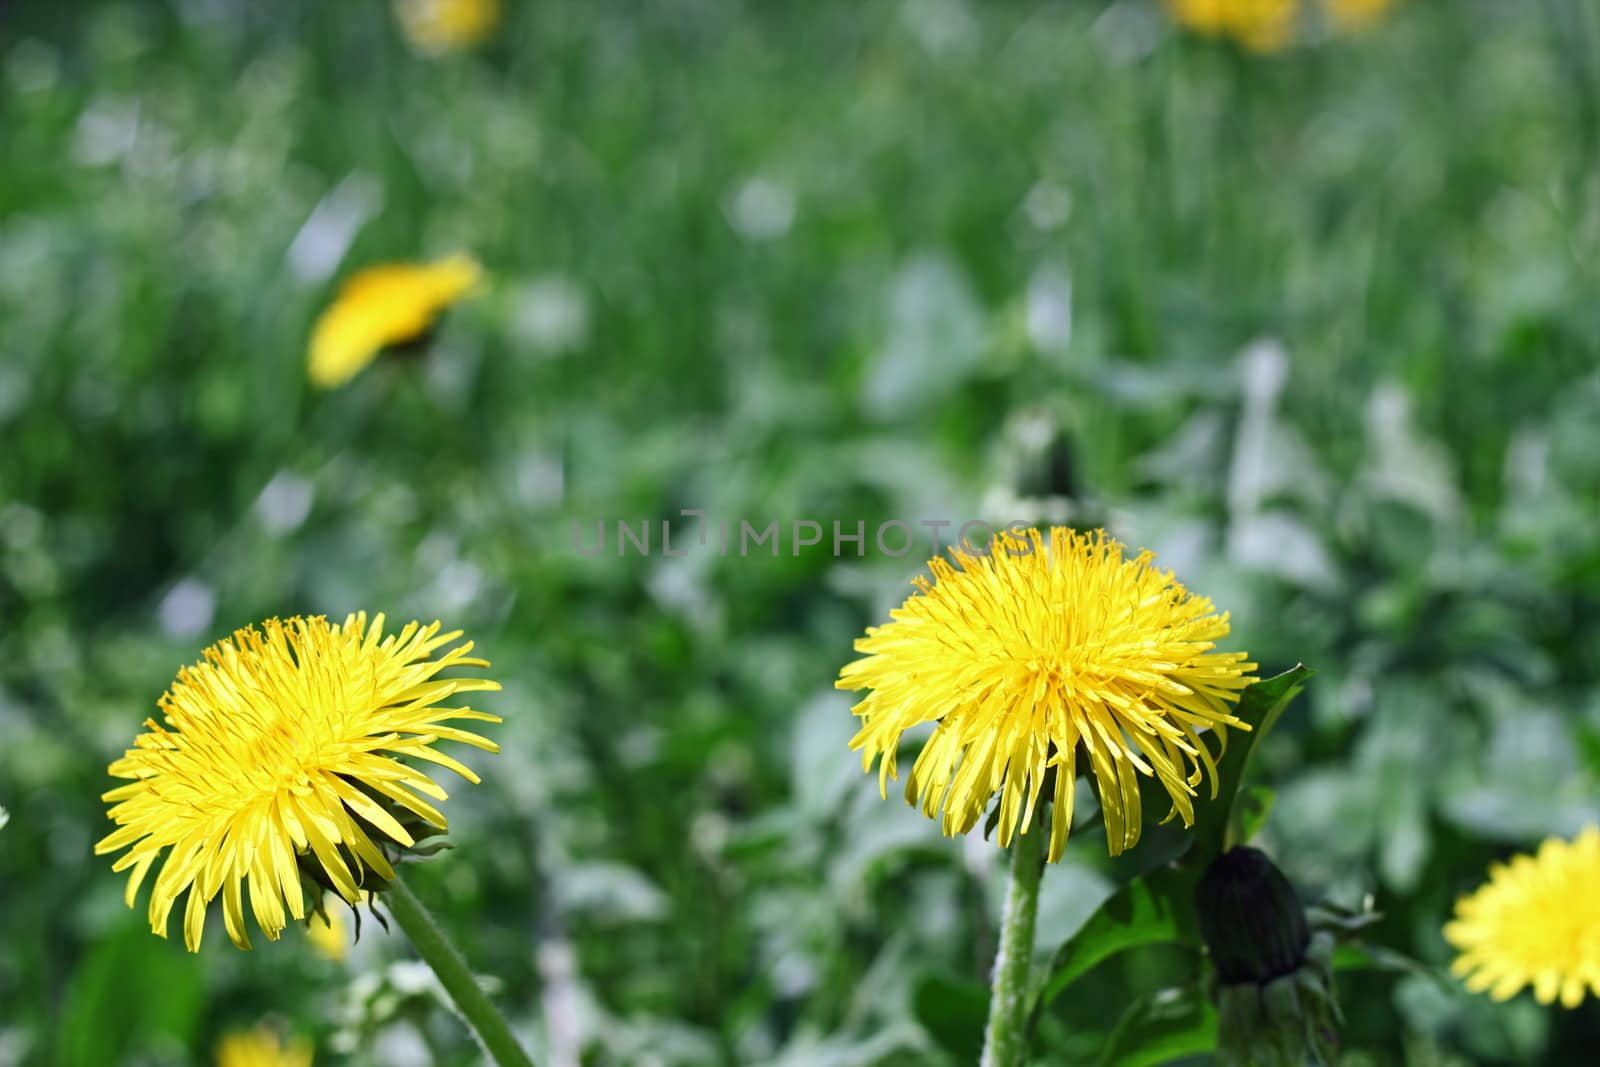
981, 824, 1046, 1067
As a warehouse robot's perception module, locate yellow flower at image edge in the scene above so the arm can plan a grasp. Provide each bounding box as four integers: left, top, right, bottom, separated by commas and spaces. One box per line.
217, 1026, 312, 1067
1166, 0, 1396, 47
838, 527, 1257, 861
1447, 828, 1600, 1008
395, 0, 501, 54
96, 613, 501, 952
308, 255, 482, 389
1323, 0, 1395, 31
1166, 0, 1296, 52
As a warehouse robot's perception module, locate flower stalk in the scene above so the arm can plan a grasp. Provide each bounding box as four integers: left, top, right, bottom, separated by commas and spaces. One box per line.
981, 823, 1046, 1067
387, 873, 536, 1067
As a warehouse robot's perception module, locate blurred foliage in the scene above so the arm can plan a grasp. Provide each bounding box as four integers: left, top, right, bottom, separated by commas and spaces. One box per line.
3, 0, 1600, 1064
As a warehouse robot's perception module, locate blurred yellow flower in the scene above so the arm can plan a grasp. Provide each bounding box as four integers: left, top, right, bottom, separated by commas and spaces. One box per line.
1446, 828, 1600, 1008
837, 527, 1258, 861
308, 255, 482, 389
1167, 0, 1297, 52
1168, 0, 1396, 49
217, 1026, 312, 1067
1322, 0, 1395, 31
395, 0, 501, 54
97, 613, 501, 951
306, 897, 348, 961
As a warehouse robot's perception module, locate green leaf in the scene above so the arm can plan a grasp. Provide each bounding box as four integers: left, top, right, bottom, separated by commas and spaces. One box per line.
1333, 941, 1453, 988
1098, 985, 1218, 1067
1226, 785, 1275, 850
57, 918, 203, 1067
1192, 666, 1314, 865
1036, 864, 1200, 1008
911, 972, 989, 1064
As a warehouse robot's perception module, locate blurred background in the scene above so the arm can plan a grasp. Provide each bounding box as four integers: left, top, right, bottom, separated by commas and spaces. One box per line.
4, 0, 1600, 1064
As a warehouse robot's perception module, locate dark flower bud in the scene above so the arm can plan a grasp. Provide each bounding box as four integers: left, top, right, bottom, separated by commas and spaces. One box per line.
1196, 848, 1341, 1067
1195, 846, 1311, 985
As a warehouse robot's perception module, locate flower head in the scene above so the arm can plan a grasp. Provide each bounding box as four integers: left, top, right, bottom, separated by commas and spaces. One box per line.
1446, 828, 1600, 1008
1322, 0, 1395, 31
1166, 0, 1397, 48
97, 613, 501, 951
308, 255, 482, 389
217, 1026, 312, 1067
838, 527, 1257, 861
1166, 0, 1297, 51
395, 0, 501, 55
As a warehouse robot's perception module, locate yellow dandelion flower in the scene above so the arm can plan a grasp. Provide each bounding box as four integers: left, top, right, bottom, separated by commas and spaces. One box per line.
1167, 0, 1235, 35
837, 527, 1257, 861
308, 255, 482, 390
1446, 829, 1600, 1008
96, 613, 501, 952
217, 1026, 312, 1067
306, 895, 349, 961
1322, 0, 1395, 31
1166, 0, 1297, 52
395, 0, 501, 55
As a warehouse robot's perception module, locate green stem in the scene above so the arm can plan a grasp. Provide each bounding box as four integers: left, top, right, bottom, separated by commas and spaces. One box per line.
387, 873, 536, 1067
981, 824, 1047, 1067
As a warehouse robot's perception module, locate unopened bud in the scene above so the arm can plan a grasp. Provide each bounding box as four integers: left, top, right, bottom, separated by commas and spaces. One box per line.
1197, 848, 1340, 1067
1195, 846, 1310, 985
